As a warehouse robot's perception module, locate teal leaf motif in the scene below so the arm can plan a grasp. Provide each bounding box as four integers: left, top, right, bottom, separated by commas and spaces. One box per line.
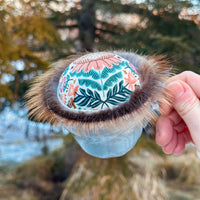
62, 67, 70, 76
88, 98, 97, 106
63, 75, 72, 92
107, 89, 112, 99
73, 95, 83, 102
101, 61, 125, 79
103, 71, 123, 90
77, 97, 90, 106
104, 81, 133, 106
113, 84, 118, 94
70, 69, 100, 79
123, 87, 132, 95
106, 99, 118, 105
94, 91, 101, 100
79, 88, 87, 96
119, 80, 123, 91
78, 79, 102, 91
90, 101, 102, 108
74, 88, 103, 108
112, 96, 127, 101
69, 61, 129, 95
87, 88, 94, 97
74, 81, 133, 109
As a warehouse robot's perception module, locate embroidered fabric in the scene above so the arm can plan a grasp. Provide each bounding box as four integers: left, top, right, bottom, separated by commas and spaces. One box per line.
26, 51, 172, 158
57, 52, 140, 112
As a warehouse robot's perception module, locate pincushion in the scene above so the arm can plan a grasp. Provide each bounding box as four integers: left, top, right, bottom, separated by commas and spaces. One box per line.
26, 51, 172, 158
57, 52, 140, 112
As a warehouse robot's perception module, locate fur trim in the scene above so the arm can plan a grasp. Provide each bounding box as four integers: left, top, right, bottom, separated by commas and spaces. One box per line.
25, 52, 173, 134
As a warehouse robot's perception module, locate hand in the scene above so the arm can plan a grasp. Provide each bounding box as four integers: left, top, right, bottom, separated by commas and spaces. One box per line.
156, 71, 200, 155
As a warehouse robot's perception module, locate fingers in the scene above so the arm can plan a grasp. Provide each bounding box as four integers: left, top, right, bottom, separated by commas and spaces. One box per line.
156, 116, 173, 146
156, 123, 186, 155
160, 71, 200, 116
167, 80, 200, 149
167, 71, 200, 98
156, 110, 181, 147
174, 121, 186, 133
156, 71, 200, 155
156, 109, 192, 155
173, 134, 185, 155
162, 130, 177, 154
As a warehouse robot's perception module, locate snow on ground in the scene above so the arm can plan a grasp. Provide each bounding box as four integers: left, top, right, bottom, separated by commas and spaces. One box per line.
0, 105, 67, 164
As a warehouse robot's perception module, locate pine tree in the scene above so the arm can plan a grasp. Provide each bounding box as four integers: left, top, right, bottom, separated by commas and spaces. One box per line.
0, 0, 63, 107
0, 0, 200, 108
48, 0, 200, 72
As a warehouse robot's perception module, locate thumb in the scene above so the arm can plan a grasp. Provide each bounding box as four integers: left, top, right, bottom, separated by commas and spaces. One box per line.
167, 80, 200, 149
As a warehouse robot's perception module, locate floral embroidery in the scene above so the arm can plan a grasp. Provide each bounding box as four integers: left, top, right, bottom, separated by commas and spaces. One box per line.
71, 53, 122, 73
67, 83, 79, 97
74, 81, 132, 109
60, 94, 66, 104
60, 76, 66, 92
124, 71, 138, 90
57, 52, 141, 112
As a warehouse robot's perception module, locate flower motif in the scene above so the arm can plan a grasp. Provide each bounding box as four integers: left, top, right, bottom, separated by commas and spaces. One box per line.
60, 76, 66, 92
71, 53, 122, 73
67, 83, 79, 97
60, 94, 66, 104
124, 71, 138, 90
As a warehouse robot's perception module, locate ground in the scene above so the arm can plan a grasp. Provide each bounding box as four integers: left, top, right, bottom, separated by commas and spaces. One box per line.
0, 134, 200, 200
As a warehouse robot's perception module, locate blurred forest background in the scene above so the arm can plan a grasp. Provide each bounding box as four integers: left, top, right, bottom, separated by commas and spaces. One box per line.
0, 0, 200, 200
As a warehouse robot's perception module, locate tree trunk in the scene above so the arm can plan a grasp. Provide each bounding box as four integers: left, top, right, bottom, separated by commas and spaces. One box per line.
78, 0, 96, 52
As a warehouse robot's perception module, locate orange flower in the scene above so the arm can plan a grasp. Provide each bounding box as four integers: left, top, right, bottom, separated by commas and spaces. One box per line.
68, 84, 79, 97
124, 71, 137, 90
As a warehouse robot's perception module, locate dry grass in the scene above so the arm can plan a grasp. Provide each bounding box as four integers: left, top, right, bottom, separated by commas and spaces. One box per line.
156, 148, 200, 185
131, 174, 168, 200
1, 135, 200, 200
0, 135, 79, 200
61, 136, 200, 200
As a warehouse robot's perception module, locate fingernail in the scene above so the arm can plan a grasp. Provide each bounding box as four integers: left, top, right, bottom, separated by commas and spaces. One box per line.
167, 81, 185, 98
